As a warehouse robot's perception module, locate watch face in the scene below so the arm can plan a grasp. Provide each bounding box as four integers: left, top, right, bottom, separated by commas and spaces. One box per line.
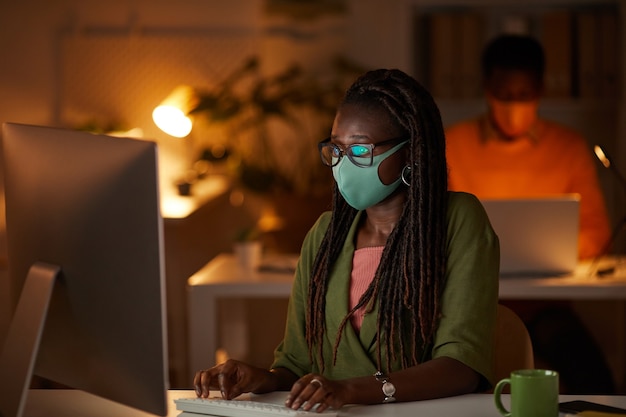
382, 381, 396, 396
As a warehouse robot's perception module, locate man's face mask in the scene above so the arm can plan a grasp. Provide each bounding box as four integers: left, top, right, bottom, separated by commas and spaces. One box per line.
487, 97, 539, 139
332, 141, 407, 210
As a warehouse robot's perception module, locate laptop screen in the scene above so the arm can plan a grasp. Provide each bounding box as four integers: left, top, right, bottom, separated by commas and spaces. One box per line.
480, 195, 580, 276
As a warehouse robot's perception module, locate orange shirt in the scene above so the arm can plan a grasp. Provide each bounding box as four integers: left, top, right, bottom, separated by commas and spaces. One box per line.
445, 116, 610, 259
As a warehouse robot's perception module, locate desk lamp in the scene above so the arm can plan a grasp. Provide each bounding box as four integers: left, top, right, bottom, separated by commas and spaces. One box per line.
593, 145, 626, 272
152, 85, 196, 138
153, 85, 201, 195
594, 145, 626, 189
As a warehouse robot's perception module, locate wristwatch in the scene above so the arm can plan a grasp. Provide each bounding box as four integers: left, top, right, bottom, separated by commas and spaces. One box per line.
374, 371, 396, 403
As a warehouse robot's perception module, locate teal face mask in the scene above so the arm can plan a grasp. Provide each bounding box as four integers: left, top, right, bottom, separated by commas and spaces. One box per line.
332, 141, 408, 210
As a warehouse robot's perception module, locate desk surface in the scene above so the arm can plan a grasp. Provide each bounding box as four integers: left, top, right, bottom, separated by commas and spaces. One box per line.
189, 253, 626, 300
188, 253, 299, 286
23, 389, 626, 417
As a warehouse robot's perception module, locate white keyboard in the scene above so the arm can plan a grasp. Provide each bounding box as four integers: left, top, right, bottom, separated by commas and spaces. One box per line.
174, 397, 338, 417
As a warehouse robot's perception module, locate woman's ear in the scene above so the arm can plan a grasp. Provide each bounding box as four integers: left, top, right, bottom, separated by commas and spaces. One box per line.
402, 142, 411, 163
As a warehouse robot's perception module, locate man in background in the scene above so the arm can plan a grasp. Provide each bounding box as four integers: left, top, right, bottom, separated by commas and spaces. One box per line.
446, 34, 610, 260
445, 34, 614, 394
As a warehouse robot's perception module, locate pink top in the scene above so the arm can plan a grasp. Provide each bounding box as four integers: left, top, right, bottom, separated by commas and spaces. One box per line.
350, 246, 384, 332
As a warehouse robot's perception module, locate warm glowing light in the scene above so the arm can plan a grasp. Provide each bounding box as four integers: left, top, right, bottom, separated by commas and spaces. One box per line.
594, 144, 626, 189
594, 145, 611, 168
257, 207, 285, 233
161, 196, 195, 219
152, 106, 193, 138
107, 127, 144, 138
229, 190, 245, 207
152, 85, 196, 138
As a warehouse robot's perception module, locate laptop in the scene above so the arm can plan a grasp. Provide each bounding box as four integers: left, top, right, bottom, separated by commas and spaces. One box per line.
480, 195, 580, 276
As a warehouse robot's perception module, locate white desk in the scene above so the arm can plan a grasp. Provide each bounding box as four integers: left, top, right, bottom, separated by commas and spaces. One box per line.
187, 254, 626, 381
187, 253, 298, 377
21, 389, 626, 417
499, 258, 626, 300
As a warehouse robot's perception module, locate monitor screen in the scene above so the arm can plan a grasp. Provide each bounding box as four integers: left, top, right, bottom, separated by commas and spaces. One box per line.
0, 123, 169, 416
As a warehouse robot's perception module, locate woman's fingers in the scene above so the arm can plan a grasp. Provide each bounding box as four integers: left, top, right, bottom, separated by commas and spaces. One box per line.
287, 375, 331, 412
193, 367, 220, 398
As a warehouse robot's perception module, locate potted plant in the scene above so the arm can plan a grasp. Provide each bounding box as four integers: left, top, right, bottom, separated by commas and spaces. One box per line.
190, 56, 364, 252
232, 225, 263, 271
189, 56, 363, 195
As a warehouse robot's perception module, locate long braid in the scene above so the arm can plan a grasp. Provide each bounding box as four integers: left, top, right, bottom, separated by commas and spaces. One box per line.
306, 185, 357, 370
306, 69, 448, 373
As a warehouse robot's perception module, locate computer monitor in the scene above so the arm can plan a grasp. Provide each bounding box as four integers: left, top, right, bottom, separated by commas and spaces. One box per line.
0, 123, 169, 417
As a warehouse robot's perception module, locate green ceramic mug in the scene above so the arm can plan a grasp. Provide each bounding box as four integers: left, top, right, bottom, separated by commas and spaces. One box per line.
494, 369, 559, 417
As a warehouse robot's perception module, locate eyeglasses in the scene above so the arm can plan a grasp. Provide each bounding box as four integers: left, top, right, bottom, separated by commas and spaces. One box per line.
318, 136, 408, 168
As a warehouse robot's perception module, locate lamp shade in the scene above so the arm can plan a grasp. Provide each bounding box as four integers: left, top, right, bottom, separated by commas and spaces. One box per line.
594, 145, 611, 169
594, 144, 626, 190
152, 85, 196, 138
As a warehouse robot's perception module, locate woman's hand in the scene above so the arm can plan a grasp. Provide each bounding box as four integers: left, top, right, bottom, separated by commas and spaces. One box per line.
285, 374, 350, 413
194, 359, 273, 400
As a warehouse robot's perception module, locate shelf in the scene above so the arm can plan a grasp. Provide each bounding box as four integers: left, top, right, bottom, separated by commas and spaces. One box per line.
411, 0, 621, 101
160, 176, 229, 220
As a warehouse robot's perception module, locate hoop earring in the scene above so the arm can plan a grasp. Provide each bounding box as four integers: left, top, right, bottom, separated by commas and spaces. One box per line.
401, 165, 411, 186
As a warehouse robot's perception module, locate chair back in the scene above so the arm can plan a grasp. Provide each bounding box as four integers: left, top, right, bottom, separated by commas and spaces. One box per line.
494, 304, 535, 384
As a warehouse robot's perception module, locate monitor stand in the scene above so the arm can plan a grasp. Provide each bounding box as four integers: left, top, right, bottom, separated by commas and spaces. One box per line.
0, 262, 60, 417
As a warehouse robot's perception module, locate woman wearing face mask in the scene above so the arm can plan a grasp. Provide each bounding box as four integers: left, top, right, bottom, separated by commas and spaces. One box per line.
446, 35, 615, 395
194, 69, 500, 411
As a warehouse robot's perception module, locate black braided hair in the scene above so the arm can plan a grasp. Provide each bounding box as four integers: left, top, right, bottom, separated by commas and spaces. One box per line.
306, 69, 449, 373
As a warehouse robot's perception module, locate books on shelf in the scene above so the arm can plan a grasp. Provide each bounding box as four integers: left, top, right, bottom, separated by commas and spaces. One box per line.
576, 10, 620, 99
576, 11, 601, 98
429, 12, 456, 99
427, 12, 484, 99
419, 5, 620, 100
541, 11, 573, 98
598, 11, 620, 99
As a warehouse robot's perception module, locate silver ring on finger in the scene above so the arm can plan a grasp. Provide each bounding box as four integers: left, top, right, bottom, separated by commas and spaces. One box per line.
310, 378, 323, 388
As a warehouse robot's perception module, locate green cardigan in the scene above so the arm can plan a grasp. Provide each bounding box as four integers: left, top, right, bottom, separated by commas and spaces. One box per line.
271, 191, 499, 386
